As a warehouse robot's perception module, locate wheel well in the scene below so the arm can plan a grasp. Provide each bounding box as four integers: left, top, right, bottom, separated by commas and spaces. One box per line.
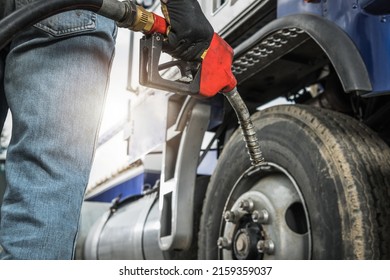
233, 14, 372, 111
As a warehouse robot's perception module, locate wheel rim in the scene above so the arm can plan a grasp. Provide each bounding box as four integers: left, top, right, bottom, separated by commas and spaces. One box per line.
218, 163, 312, 260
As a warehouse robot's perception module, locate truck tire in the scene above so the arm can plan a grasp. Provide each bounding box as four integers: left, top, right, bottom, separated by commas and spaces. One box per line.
198, 105, 390, 259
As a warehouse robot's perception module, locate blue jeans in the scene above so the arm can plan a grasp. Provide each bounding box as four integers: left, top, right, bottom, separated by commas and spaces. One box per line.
0, 1, 117, 259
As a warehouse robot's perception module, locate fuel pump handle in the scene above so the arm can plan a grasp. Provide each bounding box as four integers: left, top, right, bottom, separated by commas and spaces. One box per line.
132, 3, 237, 98
139, 31, 237, 98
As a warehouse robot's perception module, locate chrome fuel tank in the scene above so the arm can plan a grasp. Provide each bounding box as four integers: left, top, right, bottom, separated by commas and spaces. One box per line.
82, 192, 165, 260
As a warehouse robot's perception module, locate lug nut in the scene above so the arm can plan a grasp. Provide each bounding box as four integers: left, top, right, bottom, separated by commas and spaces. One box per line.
257, 239, 275, 255
217, 237, 232, 250
239, 199, 254, 212
252, 209, 269, 224
223, 210, 237, 223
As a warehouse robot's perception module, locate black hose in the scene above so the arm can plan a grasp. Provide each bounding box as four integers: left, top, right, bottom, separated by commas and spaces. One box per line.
0, 0, 127, 50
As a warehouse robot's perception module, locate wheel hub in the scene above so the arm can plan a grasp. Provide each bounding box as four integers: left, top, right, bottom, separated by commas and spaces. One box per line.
218, 164, 311, 260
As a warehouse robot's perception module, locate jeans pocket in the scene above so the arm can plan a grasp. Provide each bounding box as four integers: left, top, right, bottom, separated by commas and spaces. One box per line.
16, 0, 97, 37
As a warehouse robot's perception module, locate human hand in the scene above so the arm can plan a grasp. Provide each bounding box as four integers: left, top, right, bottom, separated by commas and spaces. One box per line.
160, 0, 214, 61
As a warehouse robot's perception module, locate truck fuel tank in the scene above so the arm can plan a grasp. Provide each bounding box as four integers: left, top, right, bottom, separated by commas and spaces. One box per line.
80, 192, 166, 260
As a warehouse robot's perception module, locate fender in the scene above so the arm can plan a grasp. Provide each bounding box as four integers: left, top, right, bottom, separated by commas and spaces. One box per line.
234, 13, 372, 94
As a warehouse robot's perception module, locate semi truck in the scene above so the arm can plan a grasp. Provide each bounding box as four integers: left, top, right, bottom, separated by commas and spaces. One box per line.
77, 0, 390, 260
1, 0, 389, 260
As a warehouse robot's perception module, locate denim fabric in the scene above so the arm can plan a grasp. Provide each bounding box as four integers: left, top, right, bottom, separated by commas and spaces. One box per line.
0, 1, 117, 259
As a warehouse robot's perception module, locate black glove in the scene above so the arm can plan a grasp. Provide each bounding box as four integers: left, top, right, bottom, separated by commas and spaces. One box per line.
160, 0, 214, 61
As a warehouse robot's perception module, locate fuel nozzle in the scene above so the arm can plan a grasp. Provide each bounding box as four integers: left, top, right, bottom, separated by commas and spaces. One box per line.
117, 0, 167, 34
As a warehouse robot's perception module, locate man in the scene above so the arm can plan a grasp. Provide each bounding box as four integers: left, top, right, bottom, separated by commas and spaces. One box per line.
0, 0, 213, 259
